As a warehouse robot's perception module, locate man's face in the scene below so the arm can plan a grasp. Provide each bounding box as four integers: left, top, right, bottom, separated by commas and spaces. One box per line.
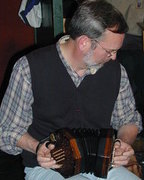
83, 30, 125, 67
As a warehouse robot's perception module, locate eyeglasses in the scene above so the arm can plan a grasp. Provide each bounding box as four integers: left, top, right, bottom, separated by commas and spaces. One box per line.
92, 39, 118, 57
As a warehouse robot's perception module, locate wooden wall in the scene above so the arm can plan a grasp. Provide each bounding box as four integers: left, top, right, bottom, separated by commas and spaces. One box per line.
0, 0, 34, 96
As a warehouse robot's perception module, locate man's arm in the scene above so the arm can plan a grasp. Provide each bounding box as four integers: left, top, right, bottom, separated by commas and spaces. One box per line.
0, 57, 33, 155
111, 65, 142, 167
117, 123, 138, 145
0, 56, 60, 169
16, 132, 39, 154
111, 65, 143, 137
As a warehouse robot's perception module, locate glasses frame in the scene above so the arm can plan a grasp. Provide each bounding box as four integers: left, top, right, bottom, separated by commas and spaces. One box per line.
92, 39, 118, 57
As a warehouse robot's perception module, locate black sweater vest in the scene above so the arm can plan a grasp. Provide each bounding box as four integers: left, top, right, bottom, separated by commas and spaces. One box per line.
22, 45, 121, 167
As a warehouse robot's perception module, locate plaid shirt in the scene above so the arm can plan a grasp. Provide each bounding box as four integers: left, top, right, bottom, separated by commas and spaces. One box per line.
0, 38, 142, 155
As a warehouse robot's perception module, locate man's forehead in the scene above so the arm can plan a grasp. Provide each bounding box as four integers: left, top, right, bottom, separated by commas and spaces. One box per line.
100, 29, 125, 42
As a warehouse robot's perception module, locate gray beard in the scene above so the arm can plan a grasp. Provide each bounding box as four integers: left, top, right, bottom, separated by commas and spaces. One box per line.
83, 49, 97, 67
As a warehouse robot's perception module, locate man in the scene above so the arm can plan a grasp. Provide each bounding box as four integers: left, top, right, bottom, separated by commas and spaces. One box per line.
0, 0, 143, 179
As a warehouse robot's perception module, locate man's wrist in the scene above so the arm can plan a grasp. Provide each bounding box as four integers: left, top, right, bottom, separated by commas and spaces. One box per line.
35, 141, 42, 154
35, 136, 50, 154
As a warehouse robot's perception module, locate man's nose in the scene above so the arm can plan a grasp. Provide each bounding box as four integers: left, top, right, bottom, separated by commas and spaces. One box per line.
111, 53, 117, 60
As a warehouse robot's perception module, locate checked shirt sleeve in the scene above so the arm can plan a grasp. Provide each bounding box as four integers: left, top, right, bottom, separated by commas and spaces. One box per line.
111, 65, 143, 133
0, 56, 33, 155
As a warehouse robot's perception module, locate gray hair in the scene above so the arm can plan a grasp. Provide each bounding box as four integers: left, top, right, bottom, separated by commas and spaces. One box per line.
68, 0, 128, 40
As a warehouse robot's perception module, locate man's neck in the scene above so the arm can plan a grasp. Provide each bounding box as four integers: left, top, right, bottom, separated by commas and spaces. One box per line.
60, 38, 87, 77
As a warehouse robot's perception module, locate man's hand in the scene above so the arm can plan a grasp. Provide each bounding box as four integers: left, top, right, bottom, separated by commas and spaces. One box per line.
112, 139, 134, 167
37, 143, 62, 169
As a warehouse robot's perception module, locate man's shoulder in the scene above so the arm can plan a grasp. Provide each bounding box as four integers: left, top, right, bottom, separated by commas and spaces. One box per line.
26, 44, 60, 70
26, 44, 57, 59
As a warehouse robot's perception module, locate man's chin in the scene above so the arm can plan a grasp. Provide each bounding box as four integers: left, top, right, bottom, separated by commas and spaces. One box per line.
103, 58, 111, 63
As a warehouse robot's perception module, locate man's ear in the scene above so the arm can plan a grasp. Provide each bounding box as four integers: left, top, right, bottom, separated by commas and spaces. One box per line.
77, 35, 91, 53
